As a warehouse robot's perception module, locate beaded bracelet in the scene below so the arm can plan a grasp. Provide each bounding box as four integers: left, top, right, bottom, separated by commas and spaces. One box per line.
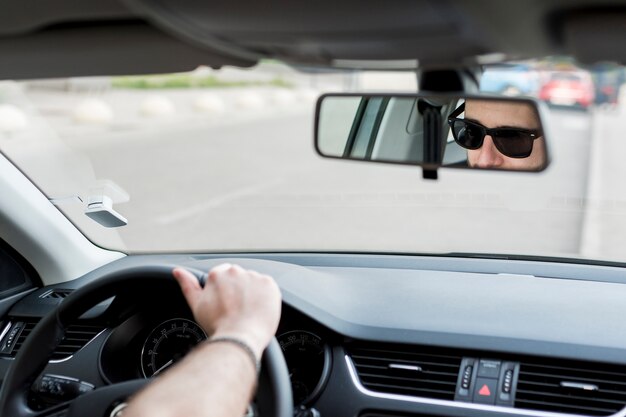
207, 336, 261, 374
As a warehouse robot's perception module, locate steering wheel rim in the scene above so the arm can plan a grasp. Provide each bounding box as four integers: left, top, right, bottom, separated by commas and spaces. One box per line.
0, 264, 293, 417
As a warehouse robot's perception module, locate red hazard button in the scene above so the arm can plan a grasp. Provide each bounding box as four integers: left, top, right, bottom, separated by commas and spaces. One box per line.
473, 378, 497, 404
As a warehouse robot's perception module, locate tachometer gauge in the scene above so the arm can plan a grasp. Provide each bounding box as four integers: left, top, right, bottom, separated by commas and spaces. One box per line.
277, 330, 331, 405
141, 318, 207, 378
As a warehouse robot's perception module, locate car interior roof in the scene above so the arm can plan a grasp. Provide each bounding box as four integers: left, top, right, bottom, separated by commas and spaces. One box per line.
0, 0, 625, 79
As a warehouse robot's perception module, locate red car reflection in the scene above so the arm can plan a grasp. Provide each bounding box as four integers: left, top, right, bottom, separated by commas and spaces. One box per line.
539, 71, 595, 108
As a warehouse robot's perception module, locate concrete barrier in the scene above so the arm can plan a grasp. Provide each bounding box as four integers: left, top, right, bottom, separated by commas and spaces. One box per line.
0, 104, 28, 133
270, 89, 296, 105
193, 94, 225, 114
296, 88, 320, 102
235, 93, 264, 109
140, 95, 176, 117
73, 98, 114, 124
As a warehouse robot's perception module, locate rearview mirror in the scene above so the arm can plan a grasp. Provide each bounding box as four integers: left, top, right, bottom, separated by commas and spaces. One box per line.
314, 94, 549, 174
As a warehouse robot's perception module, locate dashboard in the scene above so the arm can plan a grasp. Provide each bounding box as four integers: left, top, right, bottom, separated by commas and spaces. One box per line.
2, 253, 626, 417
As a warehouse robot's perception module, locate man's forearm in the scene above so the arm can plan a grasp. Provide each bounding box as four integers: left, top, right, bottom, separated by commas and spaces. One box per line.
124, 341, 257, 417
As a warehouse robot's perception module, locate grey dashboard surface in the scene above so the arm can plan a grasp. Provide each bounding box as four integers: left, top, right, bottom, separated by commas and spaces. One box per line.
67, 252, 626, 365
12, 253, 626, 365
285, 265, 626, 347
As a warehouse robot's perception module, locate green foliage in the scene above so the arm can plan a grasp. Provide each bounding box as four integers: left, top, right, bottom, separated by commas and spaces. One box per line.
112, 73, 293, 89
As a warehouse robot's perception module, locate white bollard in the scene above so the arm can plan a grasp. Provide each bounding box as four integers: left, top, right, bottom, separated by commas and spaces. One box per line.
193, 94, 225, 114
73, 98, 114, 124
0, 104, 28, 133
139, 95, 176, 117
296, 88, 319, 102
269, 89, 296, 105
235, 93, 264, 109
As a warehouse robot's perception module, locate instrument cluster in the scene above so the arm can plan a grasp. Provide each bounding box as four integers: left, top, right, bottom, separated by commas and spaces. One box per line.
99, 304, 332, 407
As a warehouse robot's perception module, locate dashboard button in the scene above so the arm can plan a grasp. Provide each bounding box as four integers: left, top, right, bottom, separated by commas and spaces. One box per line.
473, 378, 497, 405
503, 369, 513, 393
462, 364, 473, 389
455, 358, 477, 401
496, 362, 519, 407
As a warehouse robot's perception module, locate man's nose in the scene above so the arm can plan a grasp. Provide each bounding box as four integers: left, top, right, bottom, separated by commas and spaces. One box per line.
474, 136, 503, 168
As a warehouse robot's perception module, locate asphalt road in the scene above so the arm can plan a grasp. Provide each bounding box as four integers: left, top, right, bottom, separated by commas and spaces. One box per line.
56, 101, 598, 259
579, 105, 626, 261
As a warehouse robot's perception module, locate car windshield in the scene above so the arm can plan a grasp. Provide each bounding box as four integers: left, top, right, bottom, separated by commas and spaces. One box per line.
1, 58, 625, 263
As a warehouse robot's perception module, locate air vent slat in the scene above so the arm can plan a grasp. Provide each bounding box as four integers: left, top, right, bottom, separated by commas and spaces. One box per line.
354, 363, 458, 377
520, 371, 626, 388
521, 362, 626, 379
58, 337, 90, 343
351, 350, 461, 363
39, 289, 73, 299
516, 359, 626, 416
365, 382, 455, 397
360, 380, 458, 389
52, 351, 76, 357
348, 342, 462, 401
352, 364, 459, 376
516, 399, 618, 415
3, 318, 104, 360
518, 381, 626, 400
352, 356, 460, 369
516, 389, 626, 406
65, 330, 101, 335
12, 323, 35, 353
359, 372, 458, 385
56, 344, 85, 349
352, 354, 462, 363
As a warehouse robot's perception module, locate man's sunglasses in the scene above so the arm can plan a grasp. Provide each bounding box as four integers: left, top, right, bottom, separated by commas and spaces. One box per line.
447, 103, 542, 159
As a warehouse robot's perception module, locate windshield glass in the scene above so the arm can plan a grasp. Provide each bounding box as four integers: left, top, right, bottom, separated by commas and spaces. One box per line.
1, 59, 624, 262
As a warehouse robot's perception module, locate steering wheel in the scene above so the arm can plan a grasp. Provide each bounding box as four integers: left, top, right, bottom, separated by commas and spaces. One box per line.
0, 264, 293, 417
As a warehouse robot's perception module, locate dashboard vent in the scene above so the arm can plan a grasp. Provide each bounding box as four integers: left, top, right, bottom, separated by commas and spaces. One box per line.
348, 342, 462, 400
51, 324, 105, 361
516, 358, 626, 416
10, 320, 37, 354
39, 289, 73, 299
8, 319, 104, 361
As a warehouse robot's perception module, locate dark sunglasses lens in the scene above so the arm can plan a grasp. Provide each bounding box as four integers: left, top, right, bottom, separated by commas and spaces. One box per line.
452, 120, 484, 149
492, 130, 534, 158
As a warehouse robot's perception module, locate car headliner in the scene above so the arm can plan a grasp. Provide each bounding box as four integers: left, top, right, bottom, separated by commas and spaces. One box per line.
0, 0, 625, 79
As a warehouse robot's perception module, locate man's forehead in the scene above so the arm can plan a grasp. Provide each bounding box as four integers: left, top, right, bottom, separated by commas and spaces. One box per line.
464, 100, 538, 127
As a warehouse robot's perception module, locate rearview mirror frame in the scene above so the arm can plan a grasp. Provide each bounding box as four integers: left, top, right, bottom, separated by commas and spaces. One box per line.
314, 93, 551, 178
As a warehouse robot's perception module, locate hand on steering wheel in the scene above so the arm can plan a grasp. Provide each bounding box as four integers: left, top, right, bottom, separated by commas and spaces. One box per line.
0, 264, 292, 417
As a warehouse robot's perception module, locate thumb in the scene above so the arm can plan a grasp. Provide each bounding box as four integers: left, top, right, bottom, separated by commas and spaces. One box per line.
172, 267, 202, 309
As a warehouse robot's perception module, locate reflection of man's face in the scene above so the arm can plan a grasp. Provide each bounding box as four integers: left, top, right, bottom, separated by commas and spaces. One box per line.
464, 100, 546, 170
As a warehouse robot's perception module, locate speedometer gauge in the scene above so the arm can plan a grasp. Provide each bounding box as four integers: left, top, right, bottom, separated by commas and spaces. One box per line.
141, 318, 207, 378
278, 330, 331, 405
